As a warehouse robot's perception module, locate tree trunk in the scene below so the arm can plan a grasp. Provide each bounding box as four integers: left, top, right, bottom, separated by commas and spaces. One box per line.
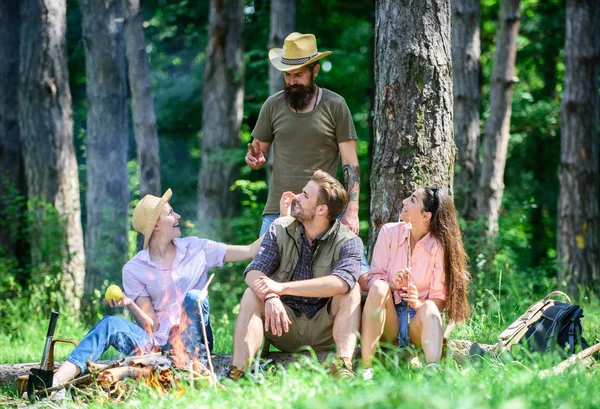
452, 0, 480, 217
197, 0, 245, 238
268, 0, 295, 96
370, 0, 455, 256
265, 0, 295, 186
18, 0, 86, 311
81, 0, 130, 300
557, 0, 600, 295
0, 0, 28, 265
122, 0, 161, 251
473, 0, 520, 236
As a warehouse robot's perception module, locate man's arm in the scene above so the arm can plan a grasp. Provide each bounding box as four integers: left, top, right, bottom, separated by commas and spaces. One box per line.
339, 140, 360, 234
254, 237, 363, 299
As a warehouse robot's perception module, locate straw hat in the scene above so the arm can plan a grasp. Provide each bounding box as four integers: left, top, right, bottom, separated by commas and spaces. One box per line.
132, 188, 172, 249
269, 32, 332, 72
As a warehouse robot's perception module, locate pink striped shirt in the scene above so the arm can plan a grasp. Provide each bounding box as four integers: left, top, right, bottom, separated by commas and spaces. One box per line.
122, 237, 227, 346
367, 222, 446, 304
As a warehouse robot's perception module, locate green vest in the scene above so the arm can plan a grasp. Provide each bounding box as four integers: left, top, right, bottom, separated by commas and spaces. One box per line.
270, 216, 357, 283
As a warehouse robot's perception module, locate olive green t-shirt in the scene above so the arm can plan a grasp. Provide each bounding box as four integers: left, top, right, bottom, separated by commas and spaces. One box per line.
252, 88, 357, 215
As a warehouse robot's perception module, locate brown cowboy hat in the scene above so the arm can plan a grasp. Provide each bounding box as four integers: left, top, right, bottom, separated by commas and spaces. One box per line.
269, 32, 332, 72
132, 188, 172, 249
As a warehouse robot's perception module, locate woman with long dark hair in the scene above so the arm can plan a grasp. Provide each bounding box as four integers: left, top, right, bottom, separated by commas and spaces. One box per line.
360, 186, 470, 378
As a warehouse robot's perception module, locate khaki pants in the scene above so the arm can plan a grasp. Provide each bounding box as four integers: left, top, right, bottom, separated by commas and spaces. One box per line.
265, 300, 335, 352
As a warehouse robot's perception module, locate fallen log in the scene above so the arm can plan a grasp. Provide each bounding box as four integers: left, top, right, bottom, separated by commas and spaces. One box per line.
538, 341, 600, 378
0, 339, 493, 385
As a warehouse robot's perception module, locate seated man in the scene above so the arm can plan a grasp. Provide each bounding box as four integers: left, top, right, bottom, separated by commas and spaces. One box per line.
229, 170, 363, 379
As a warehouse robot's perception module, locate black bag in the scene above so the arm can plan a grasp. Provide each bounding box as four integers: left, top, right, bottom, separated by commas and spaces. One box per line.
520, 301, 589, 355
472, 291, 589, 359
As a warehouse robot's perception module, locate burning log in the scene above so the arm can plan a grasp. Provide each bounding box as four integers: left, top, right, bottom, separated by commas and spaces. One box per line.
96, 366, 152, 389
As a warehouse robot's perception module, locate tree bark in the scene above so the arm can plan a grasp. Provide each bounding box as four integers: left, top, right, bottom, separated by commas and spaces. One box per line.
18, 0, 86, 311
0, 0, 28, 264
452, 0, 480, 217
197, 0, 245, 238
370, 0, 455, 256
122, 0, 162, 251
122, 0, 161, 201
81, 0, 130, 300
473, 0, 520, 236
557, 0, 600, 295
268, 0, 295, 96
265, 0, 295, 186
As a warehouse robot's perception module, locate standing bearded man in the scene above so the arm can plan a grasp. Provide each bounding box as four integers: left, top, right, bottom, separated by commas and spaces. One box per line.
246, 32, 361, 238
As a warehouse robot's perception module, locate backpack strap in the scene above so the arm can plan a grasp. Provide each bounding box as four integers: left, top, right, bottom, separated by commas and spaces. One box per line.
543, 291, 571, 304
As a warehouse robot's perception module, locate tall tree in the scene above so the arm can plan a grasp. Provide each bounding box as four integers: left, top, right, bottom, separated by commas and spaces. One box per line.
0, 0, 27, 263
268, 0, 295, 96
81, 0, 130, 300
18, 0, 86, 310
197, 0, 245, 237
122, 0, 161, 250
265, 0, 295, 184
370, 0, 454, 255
472, 0, 520, 237
558, 0, 600, 295
452, 0, 480, 217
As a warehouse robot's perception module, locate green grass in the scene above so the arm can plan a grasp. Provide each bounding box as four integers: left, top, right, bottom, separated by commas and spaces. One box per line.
2, 276, 599, 408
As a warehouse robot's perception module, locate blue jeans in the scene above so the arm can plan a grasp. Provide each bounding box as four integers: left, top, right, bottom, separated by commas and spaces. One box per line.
260, 213, 371, 272
395, 300, 417, 347
66, 293, 212, 373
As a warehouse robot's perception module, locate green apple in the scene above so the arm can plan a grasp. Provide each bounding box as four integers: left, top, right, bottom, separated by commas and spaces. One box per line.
105, 284, 123, 303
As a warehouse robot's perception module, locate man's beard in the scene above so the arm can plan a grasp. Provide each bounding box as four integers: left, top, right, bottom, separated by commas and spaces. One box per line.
284, 79, 316, 111
290, 199, 315, 223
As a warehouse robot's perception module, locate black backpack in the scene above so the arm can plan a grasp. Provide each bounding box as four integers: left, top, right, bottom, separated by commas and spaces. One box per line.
491, 291, 588, 356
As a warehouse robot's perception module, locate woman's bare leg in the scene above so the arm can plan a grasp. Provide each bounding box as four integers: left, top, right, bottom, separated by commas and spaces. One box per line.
408, 300, 443, 363
361, 281, 399, 367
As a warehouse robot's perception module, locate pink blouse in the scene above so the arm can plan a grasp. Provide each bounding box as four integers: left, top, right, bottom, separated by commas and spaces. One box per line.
367, 222, 446, 304
122, 237, 227, 346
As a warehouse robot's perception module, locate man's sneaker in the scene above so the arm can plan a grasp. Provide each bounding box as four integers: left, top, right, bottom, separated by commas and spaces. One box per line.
360, 367, 374, 382
330, 357, 355, 379
227, 365, 245, 381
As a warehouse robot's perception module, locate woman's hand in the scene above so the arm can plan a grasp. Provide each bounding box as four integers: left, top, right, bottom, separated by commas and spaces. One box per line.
279, 191, 296, 216
400, 282, 420, 309
104, 295, 133, 308
390, 268, 411, 291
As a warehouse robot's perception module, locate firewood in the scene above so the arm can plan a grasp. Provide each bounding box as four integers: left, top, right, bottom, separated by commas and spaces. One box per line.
96, 366, 152, 389
538, 342, 600, 378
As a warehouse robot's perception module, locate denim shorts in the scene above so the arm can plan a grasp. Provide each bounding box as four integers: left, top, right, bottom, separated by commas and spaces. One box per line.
395, 300, 417, 347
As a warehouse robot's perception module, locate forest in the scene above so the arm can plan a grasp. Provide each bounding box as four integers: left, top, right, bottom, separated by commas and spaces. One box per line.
0, 0, 599, 407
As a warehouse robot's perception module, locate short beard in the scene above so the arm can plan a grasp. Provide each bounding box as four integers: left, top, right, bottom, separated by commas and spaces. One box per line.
290, 199, 315, 223
284, 77, 316, 111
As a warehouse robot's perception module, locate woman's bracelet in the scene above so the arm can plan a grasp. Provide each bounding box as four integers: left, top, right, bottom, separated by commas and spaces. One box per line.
264, 293, 280, 302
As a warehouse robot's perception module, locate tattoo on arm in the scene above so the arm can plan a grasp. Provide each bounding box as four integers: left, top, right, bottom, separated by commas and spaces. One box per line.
343, 165, 360, 202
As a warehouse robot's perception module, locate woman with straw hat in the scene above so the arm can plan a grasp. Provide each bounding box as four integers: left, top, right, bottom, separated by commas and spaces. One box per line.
49, 189, 262, 393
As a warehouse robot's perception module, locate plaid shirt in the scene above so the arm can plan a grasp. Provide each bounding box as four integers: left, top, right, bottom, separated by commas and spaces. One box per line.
244, 222, 363, 318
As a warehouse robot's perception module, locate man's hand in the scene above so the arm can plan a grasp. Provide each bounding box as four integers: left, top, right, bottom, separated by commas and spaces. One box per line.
264, 297, 292, 336
254, 276, 284, 299
390, 268, 410, 291
340, 205, 359, 234
400, 282, 420, 309
245, 139, 266, 170
104, 295, 133, 308
279, 191, 296, 217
